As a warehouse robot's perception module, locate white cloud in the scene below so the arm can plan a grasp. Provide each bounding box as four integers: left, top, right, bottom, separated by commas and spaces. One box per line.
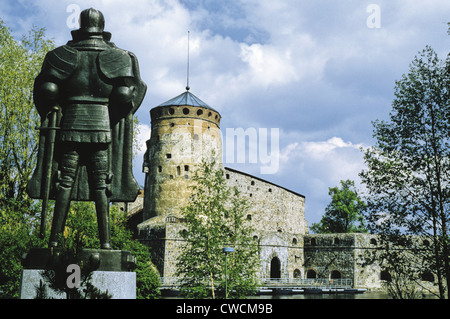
296, 137, 363, 160
273, 136, 366, 222
5, 0, 450, 226
279, 137, 365, 178
239, 43, 298, 87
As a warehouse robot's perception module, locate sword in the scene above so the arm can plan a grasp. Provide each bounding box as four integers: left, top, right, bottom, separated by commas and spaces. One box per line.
39, 106, 59, 239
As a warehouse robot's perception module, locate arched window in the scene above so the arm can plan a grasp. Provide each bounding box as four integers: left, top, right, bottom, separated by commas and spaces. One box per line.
306, 269, 317, 279
334, 237, 340, 245
293, 269, 301, 279
421, 271, 434, 282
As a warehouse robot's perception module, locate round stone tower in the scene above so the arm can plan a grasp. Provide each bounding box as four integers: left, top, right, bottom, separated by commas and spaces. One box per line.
142, 90, 222, 222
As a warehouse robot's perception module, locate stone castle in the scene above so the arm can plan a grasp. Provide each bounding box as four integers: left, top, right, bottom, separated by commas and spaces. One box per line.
124, 89, 389, 290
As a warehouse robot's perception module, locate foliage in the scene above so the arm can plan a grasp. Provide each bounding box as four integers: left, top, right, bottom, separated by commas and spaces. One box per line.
367, 238, 434, 299
360, 46, 450, 299
0, 20, 156, 299
0, 19, 54, 211
62, 202, 161, 299
35, 203, 159, 299
0, 21, 52, 298
36, 233, 113, 299
310, 180, 366, 234
0, 200, 44, 298
111, 206, 161, 299
176, 159, 260, 299
381, 268, 423, 300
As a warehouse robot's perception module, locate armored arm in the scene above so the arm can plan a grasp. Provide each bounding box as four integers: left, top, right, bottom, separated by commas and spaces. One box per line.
99, 48, 146, 123
33, 45, 78, 117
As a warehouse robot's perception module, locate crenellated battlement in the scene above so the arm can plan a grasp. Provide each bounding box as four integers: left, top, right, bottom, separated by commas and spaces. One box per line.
150, 104, 221, 128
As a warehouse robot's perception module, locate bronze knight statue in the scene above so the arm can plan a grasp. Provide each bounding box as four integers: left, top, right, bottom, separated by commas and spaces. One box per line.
27, 8, 146, 249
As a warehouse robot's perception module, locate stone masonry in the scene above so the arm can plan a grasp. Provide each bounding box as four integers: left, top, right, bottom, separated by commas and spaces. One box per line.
131, 89, 429, 290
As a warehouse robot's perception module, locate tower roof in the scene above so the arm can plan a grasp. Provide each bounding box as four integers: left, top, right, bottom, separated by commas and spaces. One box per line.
157, 91, 218, 112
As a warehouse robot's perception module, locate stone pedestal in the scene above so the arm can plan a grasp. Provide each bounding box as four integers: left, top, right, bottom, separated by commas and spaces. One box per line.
19, 248, 137, 299
20, 269, 136, 299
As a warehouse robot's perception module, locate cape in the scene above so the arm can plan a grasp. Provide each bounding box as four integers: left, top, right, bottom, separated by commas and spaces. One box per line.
27, 44, 146, 203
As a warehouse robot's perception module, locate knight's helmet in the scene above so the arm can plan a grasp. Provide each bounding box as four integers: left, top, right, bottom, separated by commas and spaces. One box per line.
79, 8, 104, 33
72, 8, 111, 40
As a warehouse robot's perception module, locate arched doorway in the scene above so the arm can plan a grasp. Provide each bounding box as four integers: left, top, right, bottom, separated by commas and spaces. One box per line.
270, 257, 281, 279
306, 269, 317, 279
380, 270, 392, 282
330, 270, 341, 279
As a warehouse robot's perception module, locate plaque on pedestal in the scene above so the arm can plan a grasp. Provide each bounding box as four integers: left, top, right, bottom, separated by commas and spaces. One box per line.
20, 248, 137, 299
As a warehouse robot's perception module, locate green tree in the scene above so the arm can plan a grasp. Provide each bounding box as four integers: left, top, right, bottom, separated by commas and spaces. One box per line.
0, 202, 44, 298
311, 180, 366, 234
0, 20, 154, 299
0, 19, 53, 299
62, 202, 161, 299
360, 46, 450, 299
176, 159, 259, 299
0, 19, 53, 210
1, 201, 161, 299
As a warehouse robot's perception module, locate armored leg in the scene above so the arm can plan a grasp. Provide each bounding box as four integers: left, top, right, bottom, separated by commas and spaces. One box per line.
49, 149, 79, 248
89, 145, 112, 250
94, 189, 111, 249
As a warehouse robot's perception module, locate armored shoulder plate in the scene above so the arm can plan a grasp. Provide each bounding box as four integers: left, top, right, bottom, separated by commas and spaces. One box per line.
42, 45, 79, 80
98, 48, 133, 79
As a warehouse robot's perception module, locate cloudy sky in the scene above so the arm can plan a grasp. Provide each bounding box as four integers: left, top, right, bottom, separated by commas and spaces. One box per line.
2, 0, 449, 227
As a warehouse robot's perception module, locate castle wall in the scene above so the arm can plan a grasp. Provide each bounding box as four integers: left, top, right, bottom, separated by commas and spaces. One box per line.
303, 233, 382, 289
138, 165, 308, 279
134, 98, 384, 285
304, 234, 356, 281
224, 168, 306, 235
224, 168, 307, 279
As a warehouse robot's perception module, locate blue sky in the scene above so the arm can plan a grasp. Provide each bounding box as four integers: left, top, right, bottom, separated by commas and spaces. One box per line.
2, 0, 450, 227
